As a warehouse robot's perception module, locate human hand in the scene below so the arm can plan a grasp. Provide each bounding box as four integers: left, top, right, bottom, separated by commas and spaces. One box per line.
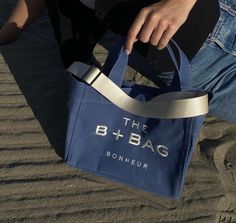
125, 0, 197, 54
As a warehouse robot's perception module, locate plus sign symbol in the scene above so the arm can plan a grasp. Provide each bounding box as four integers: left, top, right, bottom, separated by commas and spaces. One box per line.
112, 130, 124, 141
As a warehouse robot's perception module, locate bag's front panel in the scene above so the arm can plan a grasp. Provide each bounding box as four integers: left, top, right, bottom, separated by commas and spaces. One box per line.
65, 39, 206, 199
66, 96, 193, 198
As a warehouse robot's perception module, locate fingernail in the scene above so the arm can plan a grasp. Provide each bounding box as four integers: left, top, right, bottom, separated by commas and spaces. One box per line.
157, 46, 163, 50
157, 44, 165, 50
125, 49, 130, 55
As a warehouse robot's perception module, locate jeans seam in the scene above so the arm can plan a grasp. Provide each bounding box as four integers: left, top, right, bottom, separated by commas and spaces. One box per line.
219, 2, 236, 16
208, 37, 236, 56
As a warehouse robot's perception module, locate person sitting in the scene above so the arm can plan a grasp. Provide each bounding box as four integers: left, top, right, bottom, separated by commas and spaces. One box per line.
0, 0, 235, 123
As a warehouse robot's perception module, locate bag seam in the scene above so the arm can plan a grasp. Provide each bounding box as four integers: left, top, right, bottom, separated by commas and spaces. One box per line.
65, 83, 86, 161
176, 118, 194, 198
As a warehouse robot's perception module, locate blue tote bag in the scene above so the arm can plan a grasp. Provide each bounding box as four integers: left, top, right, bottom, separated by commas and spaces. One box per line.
65, 39, 208, 199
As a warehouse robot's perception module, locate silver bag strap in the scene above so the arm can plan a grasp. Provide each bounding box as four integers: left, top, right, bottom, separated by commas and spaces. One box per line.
67, 62, 208, 119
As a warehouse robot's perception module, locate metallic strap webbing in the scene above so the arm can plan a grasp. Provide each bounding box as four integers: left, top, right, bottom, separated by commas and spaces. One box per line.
67, 62, 209, 119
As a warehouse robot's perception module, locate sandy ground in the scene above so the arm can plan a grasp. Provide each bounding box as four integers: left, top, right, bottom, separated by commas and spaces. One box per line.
0, 1, 235, 222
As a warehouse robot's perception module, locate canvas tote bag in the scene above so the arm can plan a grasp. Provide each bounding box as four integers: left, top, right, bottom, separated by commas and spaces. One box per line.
64, 39, 208, 199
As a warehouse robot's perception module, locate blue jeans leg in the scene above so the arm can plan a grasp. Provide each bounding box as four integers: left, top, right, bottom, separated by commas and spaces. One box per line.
189, 0, 236, 123
190, 40, 236, 123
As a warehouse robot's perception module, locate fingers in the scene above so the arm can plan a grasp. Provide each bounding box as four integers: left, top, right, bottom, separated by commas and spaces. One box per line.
126, 15, 178, 54
156, 23, 178, 50
149, 19, 168, 47
138, 13, 160, 43
124, 0, 191, 55
125, 10, 175, 54
125, 8, 149, 55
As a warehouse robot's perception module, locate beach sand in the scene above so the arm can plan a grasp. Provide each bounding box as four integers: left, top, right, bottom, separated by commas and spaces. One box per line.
0, 1, 235, 222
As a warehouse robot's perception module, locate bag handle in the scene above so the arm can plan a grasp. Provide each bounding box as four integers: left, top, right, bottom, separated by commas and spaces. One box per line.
102, 37, 190, 90
67, 62, 208, 119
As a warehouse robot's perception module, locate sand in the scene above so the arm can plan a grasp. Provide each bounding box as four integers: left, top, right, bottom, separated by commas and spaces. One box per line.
0, 1, 235, 222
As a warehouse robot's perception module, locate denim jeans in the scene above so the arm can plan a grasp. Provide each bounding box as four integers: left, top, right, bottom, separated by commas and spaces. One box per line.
189, 0, 236, 123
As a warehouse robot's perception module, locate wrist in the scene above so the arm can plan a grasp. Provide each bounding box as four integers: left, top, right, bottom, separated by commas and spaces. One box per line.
166, 0, 197, 10
179, 0, 197, 11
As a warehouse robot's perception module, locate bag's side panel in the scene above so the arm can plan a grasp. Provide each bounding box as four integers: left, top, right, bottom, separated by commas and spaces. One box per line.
176, 116, 205, 196
64, 76, 86, 161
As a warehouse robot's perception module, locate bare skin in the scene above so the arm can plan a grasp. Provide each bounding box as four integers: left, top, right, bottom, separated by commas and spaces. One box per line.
0, 0, 197, 52
125, 0, 197, 54
0, 0, 45, 45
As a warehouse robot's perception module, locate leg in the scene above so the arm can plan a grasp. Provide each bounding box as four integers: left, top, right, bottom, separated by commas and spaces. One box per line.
190, 40, 236, 123
190, 1, 236, 123
0, 0, 46, 45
